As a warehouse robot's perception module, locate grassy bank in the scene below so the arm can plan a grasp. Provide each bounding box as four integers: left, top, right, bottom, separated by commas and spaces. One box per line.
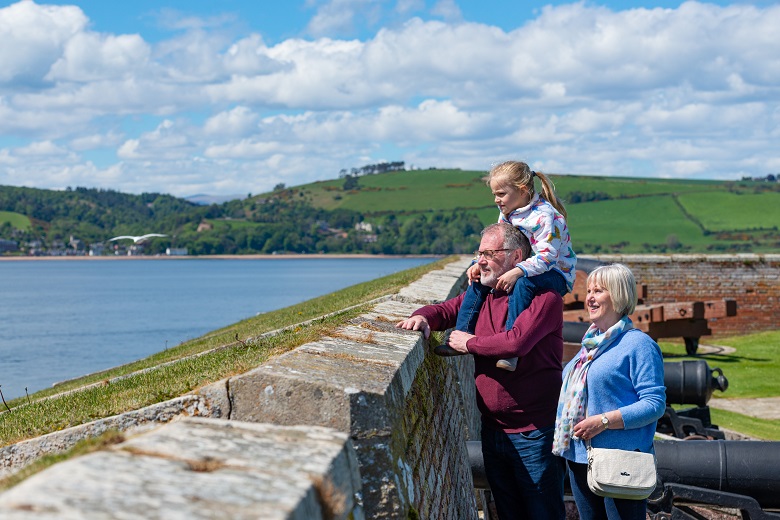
659, 330, 780, 440
0, 256, 455, 447
2, 254, 776, 448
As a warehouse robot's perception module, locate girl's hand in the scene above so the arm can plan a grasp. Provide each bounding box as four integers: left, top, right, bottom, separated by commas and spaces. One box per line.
467, 263, 481, 283
496, 268, 523, 292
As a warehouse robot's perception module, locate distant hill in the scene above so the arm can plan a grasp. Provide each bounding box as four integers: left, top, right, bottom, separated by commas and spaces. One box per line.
285, 169, 780, 253
0, 171, 778, 255
185, 194, 244, 206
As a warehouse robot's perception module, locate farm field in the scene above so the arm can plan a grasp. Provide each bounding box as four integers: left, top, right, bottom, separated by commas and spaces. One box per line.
1, 169, 777, 254
0, 211, 31, 231
298, 169, 779, 253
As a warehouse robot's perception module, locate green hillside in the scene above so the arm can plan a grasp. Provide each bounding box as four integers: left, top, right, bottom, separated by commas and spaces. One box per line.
293, 169, 779, 253
0, 170, 778, 255
0, 211, 31, 231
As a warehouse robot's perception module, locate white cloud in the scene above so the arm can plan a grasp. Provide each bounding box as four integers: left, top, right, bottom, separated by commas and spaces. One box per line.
47, 33, 150, 82
430, 0, 462, 22
203, 106, 259, 136
0, 1, 86, 85
117, 119, 194, 160
1, 0, 780, 196
305, 0, 383, 38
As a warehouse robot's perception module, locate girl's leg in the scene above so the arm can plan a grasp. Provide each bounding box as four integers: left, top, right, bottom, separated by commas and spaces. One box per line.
497, 270, 569, 371
455, 281, 491, 333
435, 281, 491, 357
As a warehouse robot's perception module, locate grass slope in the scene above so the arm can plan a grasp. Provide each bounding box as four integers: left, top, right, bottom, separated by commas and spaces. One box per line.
293, 169, 780, 253
0, 257, 455, 447
660, 330, 780, 440
0, 211, 31, 231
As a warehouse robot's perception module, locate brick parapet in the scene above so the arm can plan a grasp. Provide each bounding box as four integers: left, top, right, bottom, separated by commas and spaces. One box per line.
583, 254, 780, 337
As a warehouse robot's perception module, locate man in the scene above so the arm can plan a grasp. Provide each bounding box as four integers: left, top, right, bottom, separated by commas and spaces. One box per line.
397, 222, 565, 519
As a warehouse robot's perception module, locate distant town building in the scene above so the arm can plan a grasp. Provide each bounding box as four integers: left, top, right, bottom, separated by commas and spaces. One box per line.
89, 243, 105, 256
0, 239, 18, 253
166, 247, 188, 256
69, 235, 85, 252
355, 222, 373, 232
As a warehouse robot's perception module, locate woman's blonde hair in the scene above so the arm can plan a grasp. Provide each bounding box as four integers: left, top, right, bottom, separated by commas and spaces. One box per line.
483, 160, 567, 219
586, 263, 638, 316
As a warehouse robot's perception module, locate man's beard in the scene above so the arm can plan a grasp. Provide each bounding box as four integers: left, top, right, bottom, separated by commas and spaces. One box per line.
479, 256, 513, 289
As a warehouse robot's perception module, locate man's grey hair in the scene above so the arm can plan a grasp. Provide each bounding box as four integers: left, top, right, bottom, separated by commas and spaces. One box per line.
481, 222, 531, 260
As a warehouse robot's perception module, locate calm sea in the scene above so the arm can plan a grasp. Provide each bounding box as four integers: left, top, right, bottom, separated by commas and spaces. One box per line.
0, 257, 436, 400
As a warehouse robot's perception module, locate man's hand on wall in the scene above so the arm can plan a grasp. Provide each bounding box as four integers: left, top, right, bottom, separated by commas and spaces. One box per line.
396, 315, 431, 339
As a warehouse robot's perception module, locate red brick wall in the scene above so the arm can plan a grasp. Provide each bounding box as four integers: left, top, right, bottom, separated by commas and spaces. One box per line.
584, 254, 780, 338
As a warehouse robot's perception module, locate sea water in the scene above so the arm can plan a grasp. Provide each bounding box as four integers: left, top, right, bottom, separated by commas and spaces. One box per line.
0, 257, 435, 400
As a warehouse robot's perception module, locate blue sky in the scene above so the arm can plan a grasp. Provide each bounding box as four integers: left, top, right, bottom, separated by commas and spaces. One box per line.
1, 0, 778, 197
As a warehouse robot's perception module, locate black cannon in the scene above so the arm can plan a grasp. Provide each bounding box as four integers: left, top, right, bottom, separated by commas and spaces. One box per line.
658, 359, 728, 439
649, 440, 780, 519
467, 440, 780, 519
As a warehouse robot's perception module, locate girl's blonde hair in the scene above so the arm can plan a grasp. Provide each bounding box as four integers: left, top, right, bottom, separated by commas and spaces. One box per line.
483, 161, 567, 219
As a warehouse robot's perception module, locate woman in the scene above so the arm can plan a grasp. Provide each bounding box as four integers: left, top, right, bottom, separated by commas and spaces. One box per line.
552, 263, 665, 519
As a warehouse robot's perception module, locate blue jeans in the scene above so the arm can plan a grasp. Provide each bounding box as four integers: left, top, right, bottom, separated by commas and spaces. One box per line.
456, 269, 569, 333
481, 426, 565, 520
566, 460, 648, 520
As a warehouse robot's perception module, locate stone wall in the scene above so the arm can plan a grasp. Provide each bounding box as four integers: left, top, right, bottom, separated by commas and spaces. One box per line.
0, 257, 480, 519
4, 254, 773, 517
584, 254, 780, 337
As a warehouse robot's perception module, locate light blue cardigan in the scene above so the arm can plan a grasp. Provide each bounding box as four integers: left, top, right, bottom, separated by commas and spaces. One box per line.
557, 328, 666, 464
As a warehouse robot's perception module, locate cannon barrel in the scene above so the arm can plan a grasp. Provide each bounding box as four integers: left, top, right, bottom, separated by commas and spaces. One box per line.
663, 359, 728, 406
563, 321, 590, 343
655, 440, 780, 509
467, 440, 780, 509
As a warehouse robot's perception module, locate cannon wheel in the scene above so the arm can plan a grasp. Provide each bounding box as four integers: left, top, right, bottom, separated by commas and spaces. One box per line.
684, 337, 699, 356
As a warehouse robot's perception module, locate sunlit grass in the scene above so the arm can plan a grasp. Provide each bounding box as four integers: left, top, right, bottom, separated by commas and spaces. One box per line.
659, 330, 780, 398
0, 256, 455, 447
659, 329, 780, 440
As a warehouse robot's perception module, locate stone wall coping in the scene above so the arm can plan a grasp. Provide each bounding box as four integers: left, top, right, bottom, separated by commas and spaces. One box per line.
0, 418, 365, 520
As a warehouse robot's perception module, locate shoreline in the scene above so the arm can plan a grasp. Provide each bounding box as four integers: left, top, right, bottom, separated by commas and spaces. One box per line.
0, 253, 446, 261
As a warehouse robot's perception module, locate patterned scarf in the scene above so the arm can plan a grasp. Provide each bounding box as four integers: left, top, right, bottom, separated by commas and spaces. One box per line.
551, 316, 633, 456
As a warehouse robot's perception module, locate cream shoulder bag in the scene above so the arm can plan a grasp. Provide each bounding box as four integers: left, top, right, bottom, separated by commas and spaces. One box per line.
586, 440, 657, 500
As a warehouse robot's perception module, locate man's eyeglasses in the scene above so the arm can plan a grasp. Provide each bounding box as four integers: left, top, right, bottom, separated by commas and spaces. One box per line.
474, 248, 512, 261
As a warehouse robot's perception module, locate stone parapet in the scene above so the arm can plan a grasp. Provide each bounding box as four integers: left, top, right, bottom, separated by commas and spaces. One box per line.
0, 395, 211, 480
0, 256, 479, 519
0, 419, 364, 520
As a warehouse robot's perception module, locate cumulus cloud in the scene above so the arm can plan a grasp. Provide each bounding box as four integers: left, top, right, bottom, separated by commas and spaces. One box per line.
1, 0, 779, 196
0, 1, 87, 86
305, 0, 384, 38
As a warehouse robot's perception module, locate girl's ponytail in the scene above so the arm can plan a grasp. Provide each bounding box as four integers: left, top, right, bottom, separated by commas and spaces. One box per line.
534, 171, 567, 219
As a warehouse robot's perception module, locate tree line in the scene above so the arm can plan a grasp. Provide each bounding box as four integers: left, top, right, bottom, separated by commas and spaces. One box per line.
0, 185, 482, 256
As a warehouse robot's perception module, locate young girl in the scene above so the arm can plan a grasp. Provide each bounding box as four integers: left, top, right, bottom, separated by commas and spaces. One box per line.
455, 161, 576, 370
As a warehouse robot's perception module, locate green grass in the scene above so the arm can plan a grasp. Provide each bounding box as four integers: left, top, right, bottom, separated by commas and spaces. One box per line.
307, 169, 489, 213
678, 191, 780, 232
659, 330, 780, 440
0, 256, 455, 446
567, 196, 709, 251
0, 211, 31, 231
550, 174, 724, 198
289, 169, 780, 253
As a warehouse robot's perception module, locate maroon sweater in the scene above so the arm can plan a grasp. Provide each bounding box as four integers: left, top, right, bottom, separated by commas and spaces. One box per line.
413, 289, 563, 433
